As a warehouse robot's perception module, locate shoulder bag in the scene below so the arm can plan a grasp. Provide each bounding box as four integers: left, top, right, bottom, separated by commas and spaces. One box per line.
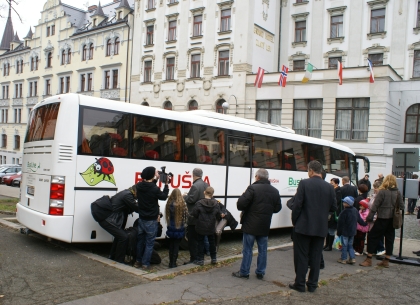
392, 191, 402, 229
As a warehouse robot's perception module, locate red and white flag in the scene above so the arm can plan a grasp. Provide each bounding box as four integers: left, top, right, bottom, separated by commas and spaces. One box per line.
254, 67, 264, 88
367, 59, 375, 83
279, 65, 289, 87
337, 61, 343, 85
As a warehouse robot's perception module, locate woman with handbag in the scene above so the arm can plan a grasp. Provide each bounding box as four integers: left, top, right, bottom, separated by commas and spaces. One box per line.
359, 175, 404, 268
324, 178, 342, 251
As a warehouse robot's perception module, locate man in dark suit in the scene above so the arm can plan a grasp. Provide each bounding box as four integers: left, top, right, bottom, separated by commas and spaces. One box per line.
289, 161, 337, 293
341, 176, 358, 199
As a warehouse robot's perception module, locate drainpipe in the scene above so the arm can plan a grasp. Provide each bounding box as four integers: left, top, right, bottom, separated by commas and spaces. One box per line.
277, 2, 282, 72
125, 13, 133, 103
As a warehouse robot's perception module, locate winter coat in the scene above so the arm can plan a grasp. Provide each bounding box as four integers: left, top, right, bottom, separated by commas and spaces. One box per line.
105, 189, 138, 229
136, 181, 169, 221
184, 178, 209, 226
340, 183, 358, 200
366, 187, 404, 221
358, 179, 372, 192
165, 201, 187, 239
237, 178, 282, 236
357, 209, 370, 233
337, 206, 367, 237
328, 186, 342, 230
217, 201, 238, 231
191, 198, 221, 235
354, 192, 368, 210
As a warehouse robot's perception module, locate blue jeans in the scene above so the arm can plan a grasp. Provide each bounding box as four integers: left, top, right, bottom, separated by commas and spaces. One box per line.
341, 236, 355, 260
240, 233, 268, 276
136, 219, 158, 267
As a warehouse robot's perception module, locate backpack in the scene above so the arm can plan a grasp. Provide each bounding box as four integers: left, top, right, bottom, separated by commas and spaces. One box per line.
91, 195, 113, 222
124, 226, 138, 266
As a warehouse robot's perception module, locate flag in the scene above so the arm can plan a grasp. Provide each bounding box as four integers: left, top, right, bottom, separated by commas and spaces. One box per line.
367, 59, 374, 83
337, 61, 343, 85
254, 67, 265, 88
302, 63, 313, 83
278, 65, 289, 87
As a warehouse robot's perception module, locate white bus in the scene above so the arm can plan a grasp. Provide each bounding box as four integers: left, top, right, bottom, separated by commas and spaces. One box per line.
17, 94, 369, 243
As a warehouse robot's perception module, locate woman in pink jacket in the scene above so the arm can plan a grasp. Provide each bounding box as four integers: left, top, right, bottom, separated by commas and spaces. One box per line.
354, 199, 369, 255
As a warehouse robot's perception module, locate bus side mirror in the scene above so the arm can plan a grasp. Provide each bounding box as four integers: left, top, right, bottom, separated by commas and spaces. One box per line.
355, 155, 370, 173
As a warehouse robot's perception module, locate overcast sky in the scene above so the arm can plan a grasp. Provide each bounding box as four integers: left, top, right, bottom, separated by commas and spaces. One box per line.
0, 0, 90, 39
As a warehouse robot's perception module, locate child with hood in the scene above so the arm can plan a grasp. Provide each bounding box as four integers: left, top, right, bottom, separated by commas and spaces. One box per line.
353, 199, 370, 255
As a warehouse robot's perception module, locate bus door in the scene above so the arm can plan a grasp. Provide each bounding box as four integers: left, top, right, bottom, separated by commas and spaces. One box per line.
224, 137, 253, 222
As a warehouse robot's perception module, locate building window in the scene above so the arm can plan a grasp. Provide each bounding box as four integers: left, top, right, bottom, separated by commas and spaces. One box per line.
15, 84, 22, 98
82, 45, 87, 60
413, 50, 420, 78
61, 50, 66, 65
118, 11, 122, 20
141, 101, 149, 106
220, 9, 231, 32
293, 60, 305, 71
1, 134, 7, 148
93, 18, 97, 27
14, 135, 20, 149
87, 73, 93, 91
368, 53, 383, 66
81, 74, 86, 92
47, 26, 50, 37
335, 98, 370, 141
67, 49, 71, 64
29, 82, 34, 97
34, 57, 38, 70
218, 50, 229, 76
417, 1, 420, 28
51, 25, 55, 35
328, 57, 341, 69
166, 58, 175, 80
193, 15, 202, 36
2, 85, 9, 99
163, 101, 172, 110
112, 70, 118, 89
256, 100, 282, 125
295, 21, 306, 42
293, 99, 323, 138
46, 79, 51, 95
146, 25, 154, 45
1, 109, 8, 123
188, 100, 198, 111
169, 0, 178, 3
144, 60, 152, 82
147, 0, 154, 10
216, 99, 225, 113
106, 39, 112, 56
168, 21, 177, 41
14, 108, 21, 123
114, 38, 120, 55
31, 58, 34, 71
66, 76, 70, 93
104, 71, 110, 89
405, 104, 420, 143
370, 8, 385, 33
89, 43, 94, 59
60, 77, 65, 94
47, 52, 52, 68
191, 54, 201, 78
5, 63, 10, 76
16, 60, 23, 73
330, 15, 343, 38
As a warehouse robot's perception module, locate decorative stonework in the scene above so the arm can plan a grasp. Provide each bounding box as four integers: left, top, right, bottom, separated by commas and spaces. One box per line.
131, 75, 140, 82
262, 0, 269, 21
233, 63, 252, 73
203, 79, 212, 91
204, 67, 214, 75
327, 6, 347, 15
0, 100, 9, 107
177, 70, 186, 77
328, 37, 344, 44
153, 83, 161, 93
154, 72, 162, 80
26, 97, 38, 105
176, 81, 185, 92
12, 98, 23, 106
292, 41, 307, 48
100, 89, 120, 99
367, 32, 387, 40
80, 91, 94, 96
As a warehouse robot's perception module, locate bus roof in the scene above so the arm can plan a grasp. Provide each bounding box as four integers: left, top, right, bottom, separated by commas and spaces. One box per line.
38, 94, 356, 156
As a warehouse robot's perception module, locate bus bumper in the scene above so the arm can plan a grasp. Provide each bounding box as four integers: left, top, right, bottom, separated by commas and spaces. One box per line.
16, 203, 73, 243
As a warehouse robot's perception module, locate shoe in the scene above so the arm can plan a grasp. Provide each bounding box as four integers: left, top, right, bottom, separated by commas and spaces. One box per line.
307, 286, 317, 293
355, 252, 361, 256
211, 259, 217, 265
348, 259, 356, 265
205, 252, 211, 256
376, 250, 386, 256
194, 260, 204, 266
405, 212, 410, 215
359, 257, 372, 267
141, 265, 151, 271
183, 260, 195, 265
377, 258, 389, 268
232, 271, 249, 279
337, 259, 347, 264
412, 250, 420, 255
288, 283, 305, 293
320, 263, 325, 270
256, 273, 264, 280
133, 261, 142, 268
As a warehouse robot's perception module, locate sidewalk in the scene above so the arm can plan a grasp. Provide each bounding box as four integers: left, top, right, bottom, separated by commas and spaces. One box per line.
61, 239, 420, 305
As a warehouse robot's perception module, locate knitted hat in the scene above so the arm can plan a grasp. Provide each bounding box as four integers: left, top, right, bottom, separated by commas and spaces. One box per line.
342, 196, 354, 206
141, 166, 156, 180
359, 199, 369, 209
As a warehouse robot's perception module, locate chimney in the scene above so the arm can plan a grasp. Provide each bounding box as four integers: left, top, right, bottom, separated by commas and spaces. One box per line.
88, 5, 97, 11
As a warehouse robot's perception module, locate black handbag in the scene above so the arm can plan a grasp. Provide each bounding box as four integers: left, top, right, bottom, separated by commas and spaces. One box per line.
90, 195, 113, 222
286, 196, 295, 210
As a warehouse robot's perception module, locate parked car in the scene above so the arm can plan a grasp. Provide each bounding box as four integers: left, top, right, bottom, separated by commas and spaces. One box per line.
12, 176, 21, 187
2, 171, 21, 186
0, 166, 21, 179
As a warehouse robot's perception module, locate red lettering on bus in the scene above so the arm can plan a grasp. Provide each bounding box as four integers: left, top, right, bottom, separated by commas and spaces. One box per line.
182, 174, 192, 188
134, 172, 210, 189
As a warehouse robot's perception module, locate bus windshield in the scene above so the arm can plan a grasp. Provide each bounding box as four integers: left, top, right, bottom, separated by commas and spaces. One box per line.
25, 103, 60, 143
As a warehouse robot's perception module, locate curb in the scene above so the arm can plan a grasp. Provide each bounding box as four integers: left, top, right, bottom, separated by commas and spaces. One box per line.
0, 210, 16, 215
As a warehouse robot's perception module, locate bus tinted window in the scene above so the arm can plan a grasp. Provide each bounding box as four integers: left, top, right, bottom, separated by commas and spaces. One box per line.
307, 143, 325, 167
133, 115, 181, 161
79, 107, 129, 157
229, 138, 250, 167
282, 140, 307, 171
330, 148, 350, 177
185, 124, 225, 165
253, 135, 280, 169
25, 103, 60, 142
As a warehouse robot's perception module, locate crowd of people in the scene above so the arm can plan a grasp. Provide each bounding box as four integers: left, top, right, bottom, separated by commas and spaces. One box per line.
91, 162, 418, 292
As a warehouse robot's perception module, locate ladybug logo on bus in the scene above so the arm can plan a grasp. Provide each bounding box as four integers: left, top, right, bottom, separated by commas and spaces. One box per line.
80, 157, 116, 186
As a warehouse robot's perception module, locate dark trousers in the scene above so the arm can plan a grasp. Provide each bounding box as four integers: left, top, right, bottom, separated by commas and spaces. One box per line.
196, 233, 216, 261
353, 230, 366, 254
187, 225, 198, 261
367, 218, 395, 256
408, 199, 417, 213
293, 231, 324, 291
168, 238, 182, 260
98, 220, 128, 263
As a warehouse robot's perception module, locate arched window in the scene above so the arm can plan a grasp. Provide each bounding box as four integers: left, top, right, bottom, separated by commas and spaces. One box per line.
20, 60, 23, 73
89, 43, 94, 59
67, 49, 71, 64
114, 38, 119, 55
405, 104, 420, 143
141, 101, 149, 106
47, 52, 52, 68
163, 101, 172, 110
61, 50, 66, 65
35, 56, 38, 70
106, 39, 112, 56
82, 45, 87, 61
31, 57, 34, 71
188, 100, 198, 111
216, 99, 225, 113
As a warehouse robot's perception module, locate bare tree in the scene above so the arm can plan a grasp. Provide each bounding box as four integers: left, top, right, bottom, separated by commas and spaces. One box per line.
0, 0, 23, 23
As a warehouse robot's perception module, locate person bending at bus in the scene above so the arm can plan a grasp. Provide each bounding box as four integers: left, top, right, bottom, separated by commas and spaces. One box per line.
232, 168, 282, 280
183, 168, 209, 264
98, 185, 138, 264
134, 166, 169, 270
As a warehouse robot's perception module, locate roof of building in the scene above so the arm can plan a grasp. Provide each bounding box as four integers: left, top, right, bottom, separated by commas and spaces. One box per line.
117, 0, 132, 10
91, 1, 106, 17
0, 4, 15, 51
24, 27, 33, 40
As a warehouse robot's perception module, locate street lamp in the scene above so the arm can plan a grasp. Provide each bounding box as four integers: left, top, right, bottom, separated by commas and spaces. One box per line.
222, 101, 229, 114
228, 95, 238, 115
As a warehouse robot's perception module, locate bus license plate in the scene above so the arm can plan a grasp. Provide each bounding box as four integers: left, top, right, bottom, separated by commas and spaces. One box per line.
27, 186, 35, 196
